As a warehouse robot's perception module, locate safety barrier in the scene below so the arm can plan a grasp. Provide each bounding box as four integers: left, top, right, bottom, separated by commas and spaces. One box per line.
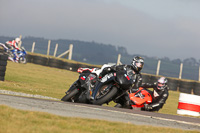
0, 54, 8, 81
179, 80, 194, 94
177, 93, 200, 116
194, 82, 200, 96
26, 53, 100, 71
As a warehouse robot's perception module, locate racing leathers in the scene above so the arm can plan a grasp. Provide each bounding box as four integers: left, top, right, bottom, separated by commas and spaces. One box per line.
5, 40, 20, 62
140, 82, 169, 111
77, 64, 143, 106
5, 40, 20, 50
99, 64, 143, 108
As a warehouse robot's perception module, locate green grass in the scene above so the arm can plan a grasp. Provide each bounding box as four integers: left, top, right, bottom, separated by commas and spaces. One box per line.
1, 61, 78, 99
0, 61, 200, 132
0, 105, 199, 133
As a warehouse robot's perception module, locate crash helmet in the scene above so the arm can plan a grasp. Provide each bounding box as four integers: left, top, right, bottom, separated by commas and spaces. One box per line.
156, 77, 168, 91
15, 38, 21, 44
131, 56, 144, 72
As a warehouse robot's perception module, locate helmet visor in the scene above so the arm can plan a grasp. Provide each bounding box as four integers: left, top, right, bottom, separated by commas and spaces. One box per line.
136, 62, 144, 68
157, 83, 165, 90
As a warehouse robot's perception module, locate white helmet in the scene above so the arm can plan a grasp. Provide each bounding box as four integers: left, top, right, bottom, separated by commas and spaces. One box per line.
15, 38, 21, 43
156, 77, 168, 91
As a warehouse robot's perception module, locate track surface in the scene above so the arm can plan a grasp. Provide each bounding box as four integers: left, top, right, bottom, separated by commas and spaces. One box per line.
0, 94, 200, 131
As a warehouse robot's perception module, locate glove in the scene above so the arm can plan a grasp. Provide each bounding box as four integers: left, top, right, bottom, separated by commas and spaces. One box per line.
99, 67, 111, 78
143, 104, 152, 111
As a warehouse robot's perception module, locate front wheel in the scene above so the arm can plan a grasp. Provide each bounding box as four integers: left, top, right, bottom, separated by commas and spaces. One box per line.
93, 86, 118, 105
61, 88, 79, 102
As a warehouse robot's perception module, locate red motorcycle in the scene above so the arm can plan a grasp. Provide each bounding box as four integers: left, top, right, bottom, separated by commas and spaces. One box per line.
129, 87, 152, 109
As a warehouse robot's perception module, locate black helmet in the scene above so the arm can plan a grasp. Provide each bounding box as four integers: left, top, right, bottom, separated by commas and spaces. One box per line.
131, 56, 144, 72
156, 77, 168, 91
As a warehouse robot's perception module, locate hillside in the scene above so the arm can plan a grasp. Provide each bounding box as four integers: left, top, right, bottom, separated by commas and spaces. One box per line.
0, 36, 199, 81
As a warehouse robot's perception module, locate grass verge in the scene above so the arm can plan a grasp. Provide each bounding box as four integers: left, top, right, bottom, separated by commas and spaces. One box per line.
0, 105, 199, 133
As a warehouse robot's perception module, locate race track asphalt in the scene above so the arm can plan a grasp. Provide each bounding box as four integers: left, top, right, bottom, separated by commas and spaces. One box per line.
0, 94, 199, 131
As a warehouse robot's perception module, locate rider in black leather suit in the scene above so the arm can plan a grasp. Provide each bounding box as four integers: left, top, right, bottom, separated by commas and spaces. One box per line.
140, 77, 169, 111
101, 56, 144, 108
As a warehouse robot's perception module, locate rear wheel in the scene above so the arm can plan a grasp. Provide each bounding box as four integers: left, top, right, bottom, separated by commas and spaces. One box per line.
19, 57, 27, 64
61, 88, 79, 102
93, 86, 118, 105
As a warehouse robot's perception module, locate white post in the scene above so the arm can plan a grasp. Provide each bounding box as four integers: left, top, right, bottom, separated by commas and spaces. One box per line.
18, 35, 22, 48
199, 66, 200, 81
117, 54, 122, 65
53, 44, 58, 57
31, 42, 35, 53
156, 60, 161, 75
47, 40, 51, 56
57, 50, 69, 58
179, 63, 183, 79
57, 44, 73, 59
68, 44, 73, 60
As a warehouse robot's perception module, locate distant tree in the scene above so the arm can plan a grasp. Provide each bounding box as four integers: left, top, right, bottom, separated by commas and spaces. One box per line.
171, 59, 182, 64
161, 57, 170, 62
183, 57, 198, 66
117, 46, 128, 55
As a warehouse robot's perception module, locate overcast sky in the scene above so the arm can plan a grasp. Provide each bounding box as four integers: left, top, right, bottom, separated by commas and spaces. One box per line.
1, 0, 200, 60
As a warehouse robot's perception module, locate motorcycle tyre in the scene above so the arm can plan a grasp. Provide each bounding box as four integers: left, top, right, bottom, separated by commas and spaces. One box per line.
0, 76, 4, 81
0, 71, 5, 76
93, 86, 118, 105
77, 90, 88, 103
19, 57, 27, 64
0, 66, 6, 71
0, 54, 8, 61
0, 61, 7, 66
61, 88, 79, 102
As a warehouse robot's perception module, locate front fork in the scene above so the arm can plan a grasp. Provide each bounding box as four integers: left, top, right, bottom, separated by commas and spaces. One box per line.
84, 79, 97, 100
91, 81, 102, 99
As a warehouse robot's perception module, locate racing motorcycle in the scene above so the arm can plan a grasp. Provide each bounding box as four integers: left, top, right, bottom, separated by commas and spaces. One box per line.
61, 68, 99, 103
61, 64, 115, 103
0, 43, 27, 64
15, 47, 27, 64
129, 87, 152, 109
92, 67, 137, 106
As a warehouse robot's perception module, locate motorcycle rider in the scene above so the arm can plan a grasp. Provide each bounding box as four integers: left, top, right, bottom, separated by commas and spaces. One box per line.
94, 56, 144, 108
140, 77, 169, 111
76, 56, 144, 105
5, 38, 21, 62
100, 56, 143, 89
